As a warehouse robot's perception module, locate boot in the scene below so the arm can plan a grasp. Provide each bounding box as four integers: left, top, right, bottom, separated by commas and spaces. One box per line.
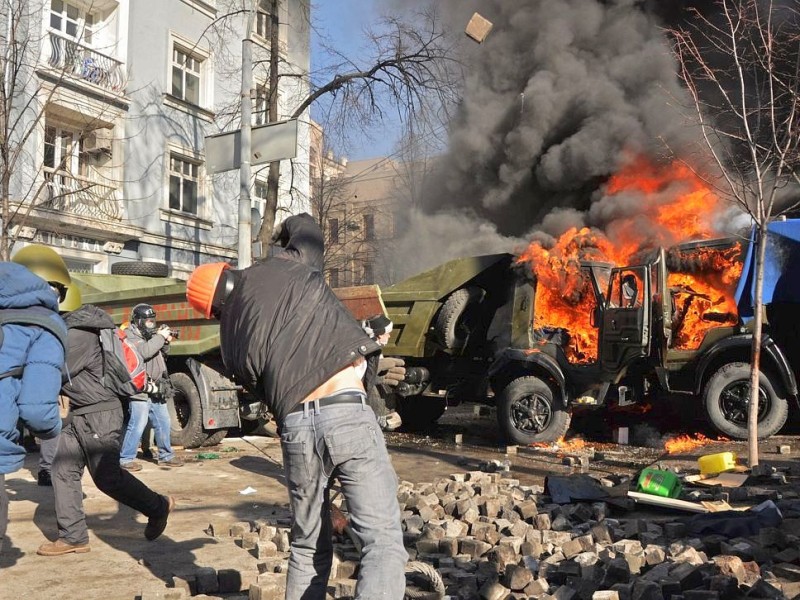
37, 539, 90, 556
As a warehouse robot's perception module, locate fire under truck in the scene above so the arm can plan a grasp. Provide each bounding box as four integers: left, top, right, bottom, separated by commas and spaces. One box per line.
379, 219, 800, 445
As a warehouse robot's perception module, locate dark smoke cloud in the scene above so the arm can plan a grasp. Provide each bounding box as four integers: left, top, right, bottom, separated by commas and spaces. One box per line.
389, 0, 708, 278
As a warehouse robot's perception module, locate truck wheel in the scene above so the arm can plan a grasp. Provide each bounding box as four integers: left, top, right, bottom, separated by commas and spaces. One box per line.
396, 395, 447, 431
497, 376, 571, 444
434, 287, 484, 351
201, 429, 228, 447
110, 261, 169, 277
168, 372, 208, 449
703, 362, 788, 439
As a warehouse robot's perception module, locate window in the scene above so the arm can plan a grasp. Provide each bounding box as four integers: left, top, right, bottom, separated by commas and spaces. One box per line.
328, 268, 339, 288
253, 84, 269, 126
44, 124, 86, 176
255, 0, 273, 40
363, 214, 375, 241
172, 47, 202, 105
328, 218, 339, 244
50, 0, 95, 44
253, 180, 268, 221
363, 263, 374, 284
169, 153, 201, 214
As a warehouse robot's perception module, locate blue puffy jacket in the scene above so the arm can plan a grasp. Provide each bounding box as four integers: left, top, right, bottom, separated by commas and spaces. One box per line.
0, 263, 66, 475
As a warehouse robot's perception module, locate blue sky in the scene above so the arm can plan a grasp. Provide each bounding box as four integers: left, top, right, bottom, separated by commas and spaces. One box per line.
310, 0, 402, 161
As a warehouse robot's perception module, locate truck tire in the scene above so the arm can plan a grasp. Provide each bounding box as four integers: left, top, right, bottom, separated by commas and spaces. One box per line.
110, 261, 169, 277
202, 429, 228, 447
703, 362, 788, 439
497, 376, 571, 444
168, 372, 209, 449
434, 287, 484, 351
396, 395, 447, 431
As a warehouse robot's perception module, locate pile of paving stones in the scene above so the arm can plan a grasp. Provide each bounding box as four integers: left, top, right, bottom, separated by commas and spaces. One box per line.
142, 470, 800, 600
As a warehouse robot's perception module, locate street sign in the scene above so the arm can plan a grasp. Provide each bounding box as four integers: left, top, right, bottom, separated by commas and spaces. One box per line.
205, 118, 298, 175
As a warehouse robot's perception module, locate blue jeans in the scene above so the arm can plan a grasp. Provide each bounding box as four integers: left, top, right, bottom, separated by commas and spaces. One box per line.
120, 399, 174, 463
281, 399, 408, 600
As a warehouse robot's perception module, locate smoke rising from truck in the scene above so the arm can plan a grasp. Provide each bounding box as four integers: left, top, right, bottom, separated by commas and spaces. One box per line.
389, 0, 736, 279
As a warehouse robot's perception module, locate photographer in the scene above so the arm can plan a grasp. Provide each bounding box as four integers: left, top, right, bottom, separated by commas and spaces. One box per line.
119, 304, 183, 470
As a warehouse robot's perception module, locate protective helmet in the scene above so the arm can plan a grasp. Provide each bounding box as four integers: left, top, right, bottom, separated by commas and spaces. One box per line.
131, 303, 158, 338
186, 262, 232, 319
12, 244, 72, 305
59, 282, 83, 313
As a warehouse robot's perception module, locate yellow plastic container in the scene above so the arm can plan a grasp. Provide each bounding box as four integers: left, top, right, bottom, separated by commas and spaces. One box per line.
637, 468, 682, 498
698, 452, 738, 476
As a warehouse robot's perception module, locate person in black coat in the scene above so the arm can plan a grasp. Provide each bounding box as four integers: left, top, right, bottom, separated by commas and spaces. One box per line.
187, 213, 408, 599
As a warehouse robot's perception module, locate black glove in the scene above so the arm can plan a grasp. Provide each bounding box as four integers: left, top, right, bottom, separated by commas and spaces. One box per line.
270, 221, 289, 247
157, 377, 176, 402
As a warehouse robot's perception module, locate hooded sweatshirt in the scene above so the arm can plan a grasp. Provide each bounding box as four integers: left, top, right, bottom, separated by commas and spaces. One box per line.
0, 263, 65, 474
61, 304, 121, 414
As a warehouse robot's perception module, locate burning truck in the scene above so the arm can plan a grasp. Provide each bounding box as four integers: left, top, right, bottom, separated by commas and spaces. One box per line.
381, 159, 800, 444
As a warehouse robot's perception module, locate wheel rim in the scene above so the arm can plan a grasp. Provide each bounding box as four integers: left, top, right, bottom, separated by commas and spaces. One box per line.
170, 388, 191, 429
510, 391, 553, 434
719, 380, 769, 427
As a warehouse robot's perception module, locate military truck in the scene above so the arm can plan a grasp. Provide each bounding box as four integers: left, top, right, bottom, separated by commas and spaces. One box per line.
380, 220, 800, 444
71, 267, 383, 448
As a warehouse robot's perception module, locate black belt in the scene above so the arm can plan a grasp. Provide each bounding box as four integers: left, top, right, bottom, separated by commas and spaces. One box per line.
289, 392, 365, 414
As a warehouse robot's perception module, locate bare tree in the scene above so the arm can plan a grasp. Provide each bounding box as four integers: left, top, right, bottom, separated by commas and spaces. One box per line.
669, 0, 800, 466
256, 5, 462, 246
0, 0, 127, 260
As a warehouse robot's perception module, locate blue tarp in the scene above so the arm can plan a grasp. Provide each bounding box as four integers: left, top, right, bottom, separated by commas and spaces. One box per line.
735, 219, 800, 318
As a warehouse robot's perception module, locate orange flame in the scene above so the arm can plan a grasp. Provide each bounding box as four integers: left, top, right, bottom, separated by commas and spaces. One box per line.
531, 436, 588, 453
517, 156, 742, 362
664, 433, 728, 454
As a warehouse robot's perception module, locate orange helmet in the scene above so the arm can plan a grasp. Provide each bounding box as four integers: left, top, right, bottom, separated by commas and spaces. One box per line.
186, 262, 231, 318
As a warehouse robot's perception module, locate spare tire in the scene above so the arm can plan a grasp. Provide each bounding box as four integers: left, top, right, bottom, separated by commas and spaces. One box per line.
111, 261, 169, 277
434, 286, 485, 351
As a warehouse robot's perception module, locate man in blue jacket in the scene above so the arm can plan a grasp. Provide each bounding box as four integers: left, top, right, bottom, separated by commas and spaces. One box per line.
0, 262, 66, 552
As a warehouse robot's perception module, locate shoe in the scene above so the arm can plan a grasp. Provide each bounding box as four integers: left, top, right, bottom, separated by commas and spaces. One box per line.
37, 470, 52, 487
145, 496, 175, 541
120, 461, 143, 472
37, 538, 90, 556
157, 457, 184, 468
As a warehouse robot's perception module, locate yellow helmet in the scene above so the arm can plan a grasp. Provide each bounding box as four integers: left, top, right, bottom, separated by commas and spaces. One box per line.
59, 282, 83, 312
12, 244, 72, 308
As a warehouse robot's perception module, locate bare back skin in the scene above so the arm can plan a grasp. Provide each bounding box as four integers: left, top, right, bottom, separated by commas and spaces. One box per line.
299, 360, 366, 405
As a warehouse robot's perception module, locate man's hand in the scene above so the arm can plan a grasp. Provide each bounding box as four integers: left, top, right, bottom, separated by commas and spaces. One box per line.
157, 325, 173, 342
376, 357, 405, 387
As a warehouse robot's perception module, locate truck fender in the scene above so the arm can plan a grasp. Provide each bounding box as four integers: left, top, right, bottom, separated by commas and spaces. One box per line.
185, 357, 241, 429
488, 349, 567, 404
694, 334, 799, 400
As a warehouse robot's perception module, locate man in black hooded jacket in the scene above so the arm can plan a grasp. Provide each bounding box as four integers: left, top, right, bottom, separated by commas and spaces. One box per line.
37, 304, 174, 556
186, 213, 408, 599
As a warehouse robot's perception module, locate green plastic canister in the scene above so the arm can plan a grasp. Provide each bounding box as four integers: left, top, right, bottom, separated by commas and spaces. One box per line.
637, 468, 682, 498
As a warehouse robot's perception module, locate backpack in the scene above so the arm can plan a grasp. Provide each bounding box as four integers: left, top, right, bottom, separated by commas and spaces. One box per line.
0, 306, 68, 381
98, 326, 148, 396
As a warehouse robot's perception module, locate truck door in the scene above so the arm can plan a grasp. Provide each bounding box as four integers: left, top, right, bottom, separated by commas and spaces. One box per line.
600, 265, 651, 377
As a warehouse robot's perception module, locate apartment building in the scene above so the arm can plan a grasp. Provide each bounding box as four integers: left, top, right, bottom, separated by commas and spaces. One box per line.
4, 0, 310, 275
318, 156, 402, 288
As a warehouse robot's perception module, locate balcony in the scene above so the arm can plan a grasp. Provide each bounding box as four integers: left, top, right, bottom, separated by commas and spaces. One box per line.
47, 31, 125, 94
39, 167, 122, 221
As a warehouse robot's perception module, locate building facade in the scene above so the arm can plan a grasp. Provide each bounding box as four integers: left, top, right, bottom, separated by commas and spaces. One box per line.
315, 155, 403, 288
4, 0, 310, 275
